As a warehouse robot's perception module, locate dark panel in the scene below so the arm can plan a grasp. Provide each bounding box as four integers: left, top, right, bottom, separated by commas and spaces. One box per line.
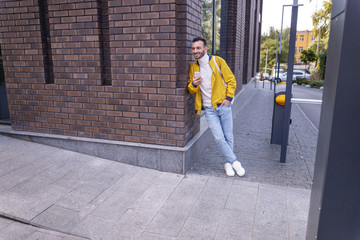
331, 0, 346, 18
307, 0, 360, 239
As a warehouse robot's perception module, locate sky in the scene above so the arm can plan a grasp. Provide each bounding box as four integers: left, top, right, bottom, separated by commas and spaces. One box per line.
261, 0, 325, 34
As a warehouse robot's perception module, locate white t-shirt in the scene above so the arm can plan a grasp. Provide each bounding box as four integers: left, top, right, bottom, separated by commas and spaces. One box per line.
198, 54, 212, 107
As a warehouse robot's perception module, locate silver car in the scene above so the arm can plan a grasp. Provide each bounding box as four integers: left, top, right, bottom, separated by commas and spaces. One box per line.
277, 70, 311, 82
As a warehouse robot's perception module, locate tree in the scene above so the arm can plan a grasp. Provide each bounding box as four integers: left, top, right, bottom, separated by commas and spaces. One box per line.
318, 50, 327, 80
260, 27, 290, 75
310, 0, 332, 79
300, 49, 317, 67
312, 0, 332, 49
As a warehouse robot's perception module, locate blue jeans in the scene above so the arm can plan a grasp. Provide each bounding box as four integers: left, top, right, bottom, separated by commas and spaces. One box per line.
204, 105, 236, 164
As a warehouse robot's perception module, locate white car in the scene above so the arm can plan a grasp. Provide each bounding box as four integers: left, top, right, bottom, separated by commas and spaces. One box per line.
269, 69, 284, 82
277, 70, 311, 82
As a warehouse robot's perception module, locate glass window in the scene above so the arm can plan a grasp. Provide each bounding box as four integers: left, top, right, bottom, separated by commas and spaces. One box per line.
299, 47, 303, 53
311, 36, 315, 41
300, 35, 304, 41
201, 0, 221, 55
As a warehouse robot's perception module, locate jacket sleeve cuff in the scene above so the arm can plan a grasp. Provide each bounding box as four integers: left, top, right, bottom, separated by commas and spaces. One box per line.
226, 96, 233, 102
192, 82, 198, 88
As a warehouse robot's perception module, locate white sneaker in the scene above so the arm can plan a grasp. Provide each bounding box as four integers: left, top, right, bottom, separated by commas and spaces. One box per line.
224, 163, 235, 177
232, 161, 245, 177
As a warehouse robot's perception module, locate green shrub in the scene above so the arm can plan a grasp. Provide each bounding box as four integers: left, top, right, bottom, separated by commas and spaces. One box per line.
292, 78, 309, 85
308, 79, 324, 88
318, 50, 327, 80
293, 78, 323, 88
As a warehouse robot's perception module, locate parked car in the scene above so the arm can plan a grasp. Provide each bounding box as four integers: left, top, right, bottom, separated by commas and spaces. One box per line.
255, 72, 269, 80
269, 69, 284, 82
276, 70, 311, 82
263, 73, 269, 80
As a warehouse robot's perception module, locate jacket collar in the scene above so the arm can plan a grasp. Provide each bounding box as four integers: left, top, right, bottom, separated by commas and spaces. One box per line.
196, 54, 212, 66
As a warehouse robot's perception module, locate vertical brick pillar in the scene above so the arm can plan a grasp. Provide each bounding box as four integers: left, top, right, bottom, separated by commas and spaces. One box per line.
221, 0, 246, 93
175, 0, 202, 146
47, 0, 104, 138
0, 0, 47, 131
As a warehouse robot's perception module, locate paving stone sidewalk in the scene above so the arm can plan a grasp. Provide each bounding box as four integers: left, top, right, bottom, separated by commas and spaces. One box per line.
0, 82, 316, 239
189, 82, 317, 189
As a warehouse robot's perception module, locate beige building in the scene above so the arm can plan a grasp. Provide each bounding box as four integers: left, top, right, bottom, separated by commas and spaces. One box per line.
295, 30, 315, 63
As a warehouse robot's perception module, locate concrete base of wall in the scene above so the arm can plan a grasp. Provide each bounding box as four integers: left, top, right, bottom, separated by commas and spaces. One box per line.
0, 80, 256, 174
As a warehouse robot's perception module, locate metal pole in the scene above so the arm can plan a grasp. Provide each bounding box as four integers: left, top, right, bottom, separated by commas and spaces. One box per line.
280, 0, 299, 163
212, 0, 216, 55
276, 6, 286, 85
272, 32, 280, 91
263, 48, 267, 88
315, 26, 321, 68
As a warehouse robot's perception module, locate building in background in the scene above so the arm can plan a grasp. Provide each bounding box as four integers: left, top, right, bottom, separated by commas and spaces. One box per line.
0, 0, 262, 173
295, 30, 314, 63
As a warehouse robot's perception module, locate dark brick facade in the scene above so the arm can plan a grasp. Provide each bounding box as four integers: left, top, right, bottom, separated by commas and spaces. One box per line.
0, 0, 261, 147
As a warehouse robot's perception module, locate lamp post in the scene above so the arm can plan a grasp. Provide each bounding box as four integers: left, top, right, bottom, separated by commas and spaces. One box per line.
263, 47, 268, 88
280, 0, 302, 163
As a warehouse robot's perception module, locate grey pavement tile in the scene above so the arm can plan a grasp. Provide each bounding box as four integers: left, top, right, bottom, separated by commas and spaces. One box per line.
71, 214, 115, 240
233, 179, 260, 188
130, 172, 183, 212
0, 222, 36, 240
0, 217, 13, 231
56, 186, 105, 212
109, 208, 156, 240
177, 216, 218, 240
0, 157, 60, 193
229, 184, 258, 198
31, 205, 83, 234
0, 183, 72, 222
90, 168, 162, 221
0, 157, 35, 178
192, 193, 228, 214
215, 224, 252, 240
219, 209, 255, 227
54, 162, 132, 212
139, 232, 175, 240
146, 175, 208, 237
257, 184, 288, 204
24, 231, 64, 240
251, 231, 289, 240
288, 219, 307, 240
200, 176, 233, 196
225, 194, 257, 213
84, 164, 139, 202
253, 200, 289, 236
286, 188, 311, 222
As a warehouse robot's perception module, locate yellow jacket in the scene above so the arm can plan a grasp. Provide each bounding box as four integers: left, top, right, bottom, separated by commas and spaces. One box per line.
188, 55, 236, 115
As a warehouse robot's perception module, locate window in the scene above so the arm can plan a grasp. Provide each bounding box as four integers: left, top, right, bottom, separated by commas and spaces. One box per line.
300, 35, 304, 41
297, 59, 302, 63
299, 47, 303, 53
201, 0, 221, 55
311, 35, 315, 41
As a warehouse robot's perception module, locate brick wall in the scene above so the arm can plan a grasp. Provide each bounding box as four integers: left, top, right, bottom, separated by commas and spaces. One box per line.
0, 0, 261, 147
242, 0, 258, 84
0, 0, 201, 147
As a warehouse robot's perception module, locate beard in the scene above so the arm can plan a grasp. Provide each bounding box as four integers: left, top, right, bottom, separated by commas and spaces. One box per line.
194, 49, 207, 59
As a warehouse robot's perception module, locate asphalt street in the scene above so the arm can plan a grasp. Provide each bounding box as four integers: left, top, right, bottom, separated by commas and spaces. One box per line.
292, 85, 323, 131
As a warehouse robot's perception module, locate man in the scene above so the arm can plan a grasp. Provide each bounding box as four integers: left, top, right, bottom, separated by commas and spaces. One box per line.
188, 37, 245, 177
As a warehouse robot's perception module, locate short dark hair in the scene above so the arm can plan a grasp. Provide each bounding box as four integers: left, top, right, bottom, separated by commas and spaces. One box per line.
192, 37, 207, 47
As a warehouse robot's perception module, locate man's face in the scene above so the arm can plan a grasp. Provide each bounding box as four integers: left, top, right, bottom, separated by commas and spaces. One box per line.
192, 40, 208, 59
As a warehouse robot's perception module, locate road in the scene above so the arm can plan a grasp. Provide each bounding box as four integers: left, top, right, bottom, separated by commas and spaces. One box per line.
292, 85, 323, 131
